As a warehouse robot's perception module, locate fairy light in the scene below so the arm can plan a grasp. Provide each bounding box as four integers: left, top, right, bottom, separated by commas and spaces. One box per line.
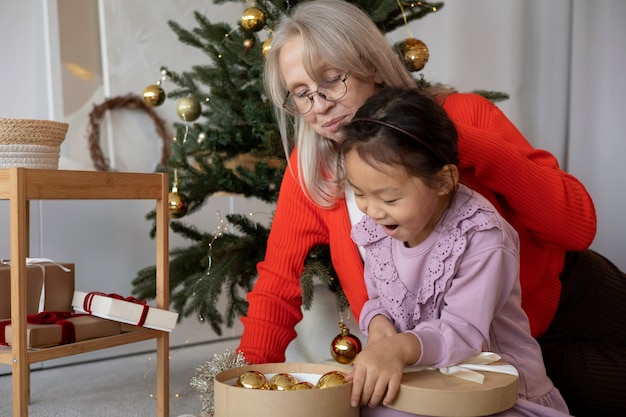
142, 209, 273, 401
402, 1, 438, 12
142, 319, 206, 401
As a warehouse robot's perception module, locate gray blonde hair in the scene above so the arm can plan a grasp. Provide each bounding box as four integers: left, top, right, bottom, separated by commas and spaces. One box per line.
264, 0, 416, 208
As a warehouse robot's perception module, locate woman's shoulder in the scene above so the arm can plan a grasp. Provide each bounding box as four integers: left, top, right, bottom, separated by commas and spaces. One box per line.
439, 92, 500, 127
442, 91, 493, 108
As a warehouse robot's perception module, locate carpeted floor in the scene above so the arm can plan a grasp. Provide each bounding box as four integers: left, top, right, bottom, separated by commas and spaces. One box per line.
0, 338, 240, 417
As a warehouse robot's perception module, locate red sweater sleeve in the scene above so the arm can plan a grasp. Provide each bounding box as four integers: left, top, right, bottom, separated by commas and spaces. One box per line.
238, 152, 329, 364
446, 93, 597, 250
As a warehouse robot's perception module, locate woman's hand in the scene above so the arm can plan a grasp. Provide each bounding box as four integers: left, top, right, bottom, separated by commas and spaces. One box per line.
346, 332, 421, 408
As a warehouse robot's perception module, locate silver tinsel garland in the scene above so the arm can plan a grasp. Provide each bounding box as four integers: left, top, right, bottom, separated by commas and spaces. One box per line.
190, 349, 248, 416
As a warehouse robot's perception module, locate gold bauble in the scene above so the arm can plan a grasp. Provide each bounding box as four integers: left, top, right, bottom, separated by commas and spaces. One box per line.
262, 38, 272, 57
237, 370, 269, 390
290, 381, 315, 390
315, 371, 348, 389
330, 323, 362, 365
241, 6, 266, 32
176, 96, 201, 122
402, 38, 430, 72
243, 38, 255, 50
143, 84, 165, 106
269, 373, 298, 391
168, 189, 189, 219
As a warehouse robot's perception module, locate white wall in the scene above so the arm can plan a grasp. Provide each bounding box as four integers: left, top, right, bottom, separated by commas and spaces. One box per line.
1, 0, 624, 369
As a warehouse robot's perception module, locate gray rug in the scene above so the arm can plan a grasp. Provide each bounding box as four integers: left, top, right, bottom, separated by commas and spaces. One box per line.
0, 338, 240, 417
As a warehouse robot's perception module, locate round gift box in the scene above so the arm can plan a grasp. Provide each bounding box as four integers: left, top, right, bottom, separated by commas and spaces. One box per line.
389, 361, 519, 416
214, 362, 357, 417
0, 118, 69, 169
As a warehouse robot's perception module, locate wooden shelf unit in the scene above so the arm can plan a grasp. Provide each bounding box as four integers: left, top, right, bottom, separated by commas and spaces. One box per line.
0, 168, 170, 417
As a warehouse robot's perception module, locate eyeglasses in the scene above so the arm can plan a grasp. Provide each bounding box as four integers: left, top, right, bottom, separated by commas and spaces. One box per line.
282, 73, 351, 116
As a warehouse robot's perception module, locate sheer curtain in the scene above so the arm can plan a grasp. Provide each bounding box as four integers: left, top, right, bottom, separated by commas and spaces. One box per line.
405, 0, 625, 269
568, 1, 626, 270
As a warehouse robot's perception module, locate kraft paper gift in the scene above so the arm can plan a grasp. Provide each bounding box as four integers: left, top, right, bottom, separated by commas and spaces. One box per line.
0, 259, 74, 319
1, 312, 121, 348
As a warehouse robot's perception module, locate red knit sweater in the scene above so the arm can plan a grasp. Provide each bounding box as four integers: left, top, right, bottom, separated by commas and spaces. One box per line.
238, 93, 597, 364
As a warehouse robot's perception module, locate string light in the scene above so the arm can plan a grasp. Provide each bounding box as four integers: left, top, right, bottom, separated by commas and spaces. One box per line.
142, 320, 205, 401
401, 1, 438, 12
141, 209, 270, 401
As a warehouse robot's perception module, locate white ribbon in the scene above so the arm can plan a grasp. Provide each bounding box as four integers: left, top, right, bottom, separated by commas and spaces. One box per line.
405, 352, 519, 384
1, 258, 71, 312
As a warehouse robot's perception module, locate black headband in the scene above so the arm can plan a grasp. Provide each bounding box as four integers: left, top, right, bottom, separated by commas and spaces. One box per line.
351, 117, 448, 164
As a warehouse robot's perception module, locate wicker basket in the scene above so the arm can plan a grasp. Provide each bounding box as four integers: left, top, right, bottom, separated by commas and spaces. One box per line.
0, 118, 69, 169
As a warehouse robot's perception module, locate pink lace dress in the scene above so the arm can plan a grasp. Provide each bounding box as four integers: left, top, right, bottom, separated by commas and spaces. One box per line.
352, 185, 570, 417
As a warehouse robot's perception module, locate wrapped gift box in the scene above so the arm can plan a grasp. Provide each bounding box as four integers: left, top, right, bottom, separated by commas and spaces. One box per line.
1, 314, 121, 348
213, 362, 357, 417
72, 291, 178, 332
0, 260, 74, 319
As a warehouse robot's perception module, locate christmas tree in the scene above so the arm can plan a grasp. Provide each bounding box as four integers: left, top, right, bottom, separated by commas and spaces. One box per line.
132, 0, 506, 335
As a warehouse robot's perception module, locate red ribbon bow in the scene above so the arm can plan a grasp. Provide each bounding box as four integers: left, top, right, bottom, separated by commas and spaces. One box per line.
82, 292, 149, 327
0, 311, 85, 346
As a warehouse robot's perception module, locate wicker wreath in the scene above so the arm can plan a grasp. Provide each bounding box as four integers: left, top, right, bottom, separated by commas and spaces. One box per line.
87, 94, 171, 171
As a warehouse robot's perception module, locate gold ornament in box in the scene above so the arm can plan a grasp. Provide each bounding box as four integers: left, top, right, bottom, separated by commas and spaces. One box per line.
214, 363, 357, 417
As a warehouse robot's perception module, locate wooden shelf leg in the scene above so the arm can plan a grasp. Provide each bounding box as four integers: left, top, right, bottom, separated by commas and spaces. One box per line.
12, 354, 30, 416
156, 332, 169, 417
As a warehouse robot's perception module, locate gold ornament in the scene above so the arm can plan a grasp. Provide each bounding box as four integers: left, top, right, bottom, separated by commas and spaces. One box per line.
402, 38, 430, 72
262, 38, 272, 57
290, 381, 315, 390
237, 370, 269, 390
315, 370, 348, 389
176, 96, 201, 122
269, 373, 298, 391
331, 322, 362, 365
241, 6, 266, 32
143, 84, 165, 106
168, 187, 189, 219
243, 38, 255, 50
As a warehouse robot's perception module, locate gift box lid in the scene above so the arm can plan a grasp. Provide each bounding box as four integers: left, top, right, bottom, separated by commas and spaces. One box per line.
389, 358, 519, 417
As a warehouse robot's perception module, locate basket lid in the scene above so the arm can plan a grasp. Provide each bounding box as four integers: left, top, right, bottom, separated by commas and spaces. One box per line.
0, 118, 69, 147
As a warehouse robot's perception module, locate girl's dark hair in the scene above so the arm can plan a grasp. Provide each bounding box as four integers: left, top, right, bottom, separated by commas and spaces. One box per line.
339, 87, 459, 190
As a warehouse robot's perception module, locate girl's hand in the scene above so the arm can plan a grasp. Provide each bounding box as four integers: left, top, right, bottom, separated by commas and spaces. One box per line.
346, 333, 421, 408
366, 314, 397, 345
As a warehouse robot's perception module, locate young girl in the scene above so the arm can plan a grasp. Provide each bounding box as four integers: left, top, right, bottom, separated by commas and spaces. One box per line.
338, 87, 570, 417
